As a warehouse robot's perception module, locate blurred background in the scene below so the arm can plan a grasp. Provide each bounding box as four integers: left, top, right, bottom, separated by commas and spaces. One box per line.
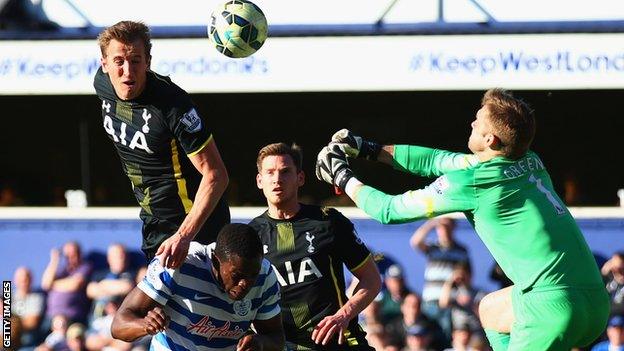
1, 1, 624, 350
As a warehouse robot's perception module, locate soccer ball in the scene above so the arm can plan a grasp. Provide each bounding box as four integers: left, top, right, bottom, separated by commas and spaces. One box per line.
208, 0, 268, 58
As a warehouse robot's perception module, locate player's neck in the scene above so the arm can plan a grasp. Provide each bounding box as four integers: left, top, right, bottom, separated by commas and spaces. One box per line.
476, 148, 502, 162
267, 201, 301, 220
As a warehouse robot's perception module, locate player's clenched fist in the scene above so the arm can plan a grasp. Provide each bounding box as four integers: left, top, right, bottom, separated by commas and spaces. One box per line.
315, 143, 354, 192
143, 306, 169, 335
331, 129, 381, 161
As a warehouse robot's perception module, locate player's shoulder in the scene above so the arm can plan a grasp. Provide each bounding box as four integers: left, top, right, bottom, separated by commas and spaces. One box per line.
249, 204, 345, 223
437, 162, 483, 190
93, 67, 116, 101
147, 70, 182, 94
260, 257, 273, 275
144, 70, 193, 112
291, 204, 351, 228
316, 205, 355, 232
474, 150, 547, 181
445, 164, 478, 179
524, 150, 546, 168
301, 203, 343, 221
249, 210, 270, 226
183, 241, 212, 266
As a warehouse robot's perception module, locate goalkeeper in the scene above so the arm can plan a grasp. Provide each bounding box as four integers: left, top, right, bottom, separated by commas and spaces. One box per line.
316, 88, 609, 351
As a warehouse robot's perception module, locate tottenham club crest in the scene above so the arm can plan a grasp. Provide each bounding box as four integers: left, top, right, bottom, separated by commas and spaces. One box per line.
305, 232, 315, 253
233, 299, 251, 317
181, 108, 202, 133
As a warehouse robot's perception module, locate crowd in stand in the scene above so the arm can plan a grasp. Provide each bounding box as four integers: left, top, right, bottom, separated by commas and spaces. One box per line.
8, 220, 624, 351
11, 242, 149, 351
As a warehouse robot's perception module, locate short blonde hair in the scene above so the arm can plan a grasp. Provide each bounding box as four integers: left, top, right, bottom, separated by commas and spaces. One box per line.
98, 20, 152, 58
481, 88, 535, 159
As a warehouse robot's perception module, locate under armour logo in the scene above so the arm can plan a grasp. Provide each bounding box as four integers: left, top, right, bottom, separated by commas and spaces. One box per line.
101, 100, 111, 113
142, 109, 151, 133
305, 232, 315, 253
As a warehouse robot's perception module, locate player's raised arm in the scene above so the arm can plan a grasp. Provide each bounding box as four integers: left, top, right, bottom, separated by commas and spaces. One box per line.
316, 144, 476, 224
111, 287, 169, 342
331, 129, 478, 177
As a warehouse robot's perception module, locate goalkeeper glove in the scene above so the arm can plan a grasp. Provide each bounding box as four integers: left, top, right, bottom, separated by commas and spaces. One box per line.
331, 129, 382, 161
315, 143, 355, 192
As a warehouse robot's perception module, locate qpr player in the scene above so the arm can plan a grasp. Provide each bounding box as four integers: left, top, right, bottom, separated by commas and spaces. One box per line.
111, 224, 285, 351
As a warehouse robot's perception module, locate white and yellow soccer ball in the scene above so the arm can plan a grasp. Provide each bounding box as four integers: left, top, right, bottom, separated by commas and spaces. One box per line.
208, 0, 268, 58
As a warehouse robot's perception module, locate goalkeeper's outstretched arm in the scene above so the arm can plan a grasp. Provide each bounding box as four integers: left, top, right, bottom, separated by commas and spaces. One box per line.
330, 129, 477, 177
316, 143, 472, 224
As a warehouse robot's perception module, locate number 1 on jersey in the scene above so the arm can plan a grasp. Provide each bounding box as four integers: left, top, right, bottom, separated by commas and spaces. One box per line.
529, 174, 566, 215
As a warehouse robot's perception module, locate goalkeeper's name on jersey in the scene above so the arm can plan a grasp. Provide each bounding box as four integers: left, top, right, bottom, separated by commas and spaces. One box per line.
503, 154, 545, 179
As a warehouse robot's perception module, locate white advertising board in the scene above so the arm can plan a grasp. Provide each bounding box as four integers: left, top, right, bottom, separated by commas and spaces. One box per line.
0, 34, 623, 94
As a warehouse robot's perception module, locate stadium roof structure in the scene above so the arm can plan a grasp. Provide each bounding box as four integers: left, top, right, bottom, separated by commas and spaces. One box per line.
2, 0, 624, 39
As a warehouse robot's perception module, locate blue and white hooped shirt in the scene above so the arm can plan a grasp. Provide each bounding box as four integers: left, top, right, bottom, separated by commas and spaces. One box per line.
138, 242, 281, 351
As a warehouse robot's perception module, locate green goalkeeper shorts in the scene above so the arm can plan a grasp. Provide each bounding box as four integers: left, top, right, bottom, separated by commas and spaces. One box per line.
509, 285, 609, 351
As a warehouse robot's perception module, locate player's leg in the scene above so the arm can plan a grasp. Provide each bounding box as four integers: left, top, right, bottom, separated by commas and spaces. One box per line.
479, 286, 514, 351
508, 287, 608, 351
484, 329, 510, 351
507, 288, 572, 351
573, 287, 610, 348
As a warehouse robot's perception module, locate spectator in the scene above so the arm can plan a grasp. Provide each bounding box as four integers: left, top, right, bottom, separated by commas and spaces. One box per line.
36, 314, 68, 351
85, 298, 132, 351
376, 264, 411, 324
402, 324, 435, 351
355, 251, 401, 349
86, 243, 134, 320
346, 251, 398, 297
65, 323, 87, 351
602, 252, 624, 315
467, 334, 489, 351
386, 293, 447, 350
444, 323, 473, 351
591, 315, 624, 351
374, 252, 400, 280
12, 266, 46, 347
10, 315, 24, 351
439, 262, 484, 333
360, 295, 386, 350
410, 217, 470, 339
562, 172, 583, 206
41, 242, 92, 326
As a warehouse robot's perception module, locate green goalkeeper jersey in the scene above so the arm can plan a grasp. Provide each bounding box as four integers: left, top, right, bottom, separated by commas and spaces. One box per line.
355, 145, 603, 292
